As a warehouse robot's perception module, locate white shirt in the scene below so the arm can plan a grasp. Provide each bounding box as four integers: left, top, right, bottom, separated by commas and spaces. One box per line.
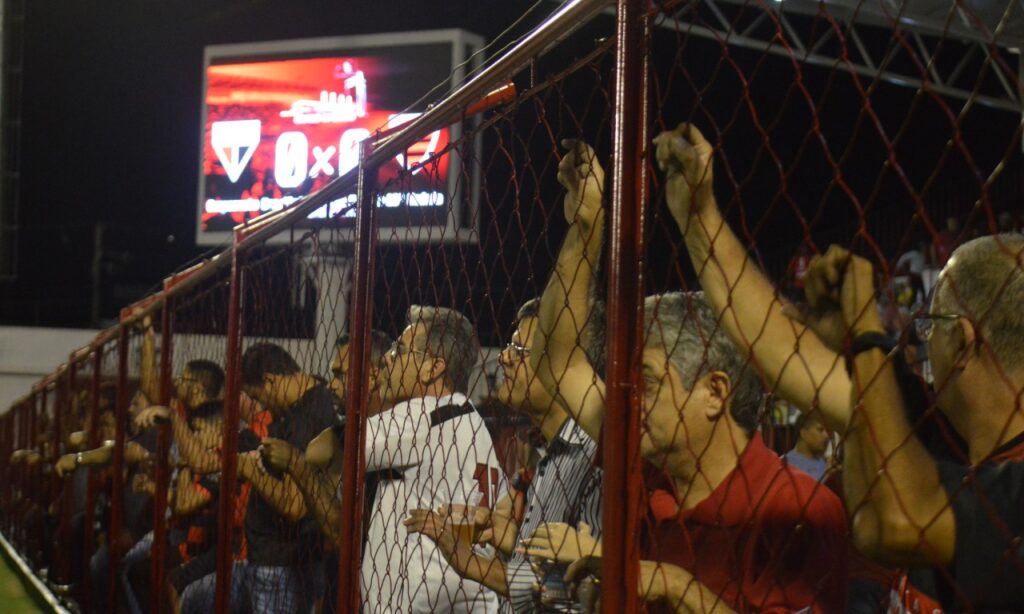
361, 393, 505, 613
896, 249, 926, 276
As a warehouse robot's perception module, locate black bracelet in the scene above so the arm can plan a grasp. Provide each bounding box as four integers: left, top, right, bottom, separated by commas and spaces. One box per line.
845, 331, 896, 375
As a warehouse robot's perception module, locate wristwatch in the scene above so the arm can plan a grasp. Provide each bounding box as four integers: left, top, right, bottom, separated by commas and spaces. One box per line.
845, 331, 896, 374
75, 452, 84, 467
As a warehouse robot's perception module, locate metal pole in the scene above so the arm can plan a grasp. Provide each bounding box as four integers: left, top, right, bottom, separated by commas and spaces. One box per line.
336, 141, 379, 612
150, 301, 174, 614
108, 326, 130, 612
2, 413, 10, 537
57, 365, 74, 587
602, 0, 646, 611
16, 399, 26, 554
214, 242, 245, 614
82, 346, 103, 613
30, 388, 39, 564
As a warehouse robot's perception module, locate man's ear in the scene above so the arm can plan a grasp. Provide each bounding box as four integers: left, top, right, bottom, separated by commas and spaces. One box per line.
952, 317, 976, 370
703, 371, 731, 421
421, 356, 448, 386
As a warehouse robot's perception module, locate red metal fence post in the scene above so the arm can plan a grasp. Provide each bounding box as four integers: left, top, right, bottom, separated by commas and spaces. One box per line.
81, 346, 103, 613
336, 140, 379, 613
108, 326, 130, 611
30, 388, 41, 565
2, 413, 10, 537
602, 0, 647, 611
57, 366, 74, 587
150, 300, 174, 614
214, 246, 245, 614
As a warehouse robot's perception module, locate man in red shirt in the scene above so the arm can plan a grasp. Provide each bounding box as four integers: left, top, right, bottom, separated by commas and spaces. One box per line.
522, 141, 848, 612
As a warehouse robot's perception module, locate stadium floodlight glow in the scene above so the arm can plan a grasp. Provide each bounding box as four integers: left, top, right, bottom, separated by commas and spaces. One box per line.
196, 30, 485, 246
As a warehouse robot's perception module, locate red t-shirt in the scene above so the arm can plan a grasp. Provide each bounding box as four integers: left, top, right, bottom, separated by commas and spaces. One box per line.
641, 435, 848, 613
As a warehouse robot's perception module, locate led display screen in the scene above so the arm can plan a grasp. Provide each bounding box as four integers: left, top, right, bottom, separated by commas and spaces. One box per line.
197, 31, 482, 245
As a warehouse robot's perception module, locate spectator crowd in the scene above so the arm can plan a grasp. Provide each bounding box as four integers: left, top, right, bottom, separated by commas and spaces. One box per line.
7, 125, 1024, 614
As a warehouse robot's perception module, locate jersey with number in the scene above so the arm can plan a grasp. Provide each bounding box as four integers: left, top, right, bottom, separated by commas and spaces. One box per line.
361, 392, 505, 614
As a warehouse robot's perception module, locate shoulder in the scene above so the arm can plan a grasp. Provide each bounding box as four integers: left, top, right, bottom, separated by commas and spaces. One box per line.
762, 465, 846, 528
298, 384, 334, 412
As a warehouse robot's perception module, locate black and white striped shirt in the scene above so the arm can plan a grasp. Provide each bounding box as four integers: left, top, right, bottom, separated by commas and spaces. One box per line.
505, 418, 603, 612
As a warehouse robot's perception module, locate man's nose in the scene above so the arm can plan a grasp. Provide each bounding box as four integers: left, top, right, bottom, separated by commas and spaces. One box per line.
498, 347, 515, 368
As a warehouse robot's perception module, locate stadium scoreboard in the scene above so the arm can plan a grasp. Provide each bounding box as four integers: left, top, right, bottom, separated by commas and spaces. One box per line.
197, 30, 484, 246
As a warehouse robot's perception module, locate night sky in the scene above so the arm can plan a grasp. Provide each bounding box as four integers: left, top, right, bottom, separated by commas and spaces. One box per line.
3, 0, 1020, 332
5, 0, 549, 327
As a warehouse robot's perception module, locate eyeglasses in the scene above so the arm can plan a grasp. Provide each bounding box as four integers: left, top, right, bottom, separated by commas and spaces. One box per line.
504, 340, 531, 358
387, 342, 429, 360
913, 313, 963, 342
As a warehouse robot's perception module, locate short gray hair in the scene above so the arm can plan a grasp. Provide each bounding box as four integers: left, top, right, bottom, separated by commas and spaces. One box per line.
934, 233, 1024, 369
643, 292, 761, 434
406, 305, 480, 393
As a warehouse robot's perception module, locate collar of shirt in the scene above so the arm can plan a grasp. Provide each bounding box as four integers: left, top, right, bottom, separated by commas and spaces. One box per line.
389, 392, 470, 418
986, 428, 1024, 463
546, 417, 590, 452
649, 433, 779, 527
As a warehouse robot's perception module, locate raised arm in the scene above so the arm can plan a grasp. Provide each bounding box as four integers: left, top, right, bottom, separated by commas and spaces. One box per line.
654, 124, 851, 430
531, 140, 607, 441
801, 247, 953, 566
139, 315, 160, 405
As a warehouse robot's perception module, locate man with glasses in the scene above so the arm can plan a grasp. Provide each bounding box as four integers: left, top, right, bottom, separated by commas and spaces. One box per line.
404, 298, 603, 612
358, 305, 504, 613
799, 238, 1024, 612
326, 330, 392, 415
659, 121, 1024, 610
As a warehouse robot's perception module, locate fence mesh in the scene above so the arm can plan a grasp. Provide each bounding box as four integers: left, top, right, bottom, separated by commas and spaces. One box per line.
2, 1, 1024, 612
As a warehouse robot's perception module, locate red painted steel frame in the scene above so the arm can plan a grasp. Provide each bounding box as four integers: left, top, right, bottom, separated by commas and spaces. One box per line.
602, 0, 647, 611
82, 346, 103, 613
150, 300, 174, 614
57, 365, 74, 587
214, 242, 245, 613
108, 326, 131, 611
336, 141, 380, 612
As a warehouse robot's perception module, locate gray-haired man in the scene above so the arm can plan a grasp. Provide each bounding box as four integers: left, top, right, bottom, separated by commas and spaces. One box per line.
361, 306, 505, 613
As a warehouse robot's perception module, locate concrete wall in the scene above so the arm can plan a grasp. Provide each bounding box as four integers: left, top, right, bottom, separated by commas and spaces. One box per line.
0, 326, 502, 413
0, 327, 100, 412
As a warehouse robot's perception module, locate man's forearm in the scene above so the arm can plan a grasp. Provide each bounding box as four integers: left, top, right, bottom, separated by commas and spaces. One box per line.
140, 327, 160, 404
490, 511, 519, 557
169, 413, 220, 474
846, 348, 953, 565
533, 211, 606, 438
681, 197, 850, 429
287, 455, 342, 544
242, 460, 307, 522
657, 562, 737, 614
433, 532, 509, 595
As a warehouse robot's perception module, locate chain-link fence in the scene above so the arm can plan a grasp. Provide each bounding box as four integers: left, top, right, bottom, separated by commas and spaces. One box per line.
2, 0, 1023, 612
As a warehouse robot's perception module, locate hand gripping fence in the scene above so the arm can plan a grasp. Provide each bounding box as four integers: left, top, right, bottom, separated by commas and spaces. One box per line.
2, 0, 1024, 612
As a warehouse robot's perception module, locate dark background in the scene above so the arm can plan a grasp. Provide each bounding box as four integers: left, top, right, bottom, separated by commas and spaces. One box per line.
2, 0, 551, 327
2, 0, 1020, 335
